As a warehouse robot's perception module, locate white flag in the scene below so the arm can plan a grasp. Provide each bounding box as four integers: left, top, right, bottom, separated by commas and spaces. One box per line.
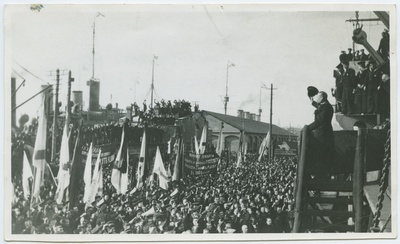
23, 151, 33, 200
88, 149, 102, 204
111, 127, 126, 194
136, 130, 146, 189
83, 143, 93, 203
199, 125, 207, 154
153, 146, 169, 190
55, 123, 70, 204
194, 135, 199, 155
32, 96, 47, 200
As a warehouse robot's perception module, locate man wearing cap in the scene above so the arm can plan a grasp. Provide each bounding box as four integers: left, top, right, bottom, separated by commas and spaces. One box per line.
354, 50, 361, 61
339, 51, 347, 63
355, 61, 368, 114
333, 64, 344, 111
307, 91, 335, 172
341, 61, 356, 114
360, 49, 368, 61
366, 62, 380, 114
378, 30, 389, 59
346, 48, 353, 62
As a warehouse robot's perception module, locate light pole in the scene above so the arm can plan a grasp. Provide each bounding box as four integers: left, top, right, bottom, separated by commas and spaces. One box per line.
224, 61, 235, 115
150, 55, 158, 109
92, 12, 105, 79
262, 83, 277, 163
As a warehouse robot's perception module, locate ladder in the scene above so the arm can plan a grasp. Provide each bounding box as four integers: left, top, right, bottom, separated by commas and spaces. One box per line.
293, 126, 388, 233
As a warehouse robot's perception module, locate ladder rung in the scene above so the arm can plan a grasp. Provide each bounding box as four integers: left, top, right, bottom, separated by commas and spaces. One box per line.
308, 181, 353, 192
307, 210, 354, 218
308, 223, 355, 232
308, 197, 353, 204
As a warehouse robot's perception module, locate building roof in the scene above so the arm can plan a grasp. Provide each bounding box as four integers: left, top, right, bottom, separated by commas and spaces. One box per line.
203, 110, 296, 136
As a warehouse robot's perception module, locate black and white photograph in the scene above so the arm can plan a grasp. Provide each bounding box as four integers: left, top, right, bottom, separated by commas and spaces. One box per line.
3, 3, 397, 242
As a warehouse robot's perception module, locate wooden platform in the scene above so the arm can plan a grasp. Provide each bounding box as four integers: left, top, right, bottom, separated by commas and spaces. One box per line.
363, 184, 391, 232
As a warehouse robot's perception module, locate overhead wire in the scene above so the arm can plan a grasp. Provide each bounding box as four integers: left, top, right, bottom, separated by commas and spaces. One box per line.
13, 60, 49, 84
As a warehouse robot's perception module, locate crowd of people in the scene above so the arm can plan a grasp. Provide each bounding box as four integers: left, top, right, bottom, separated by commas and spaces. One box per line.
131, 99, 198, 125
332, 29, 390, 119
11, 154, 296, 234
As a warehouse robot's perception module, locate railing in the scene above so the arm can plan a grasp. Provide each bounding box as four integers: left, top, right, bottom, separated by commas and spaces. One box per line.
293, 125, 308, 233
353, 128, 366, 232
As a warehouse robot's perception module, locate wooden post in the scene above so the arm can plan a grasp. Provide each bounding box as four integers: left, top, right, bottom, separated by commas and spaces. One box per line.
293, 125, 309, 233
353, 128, 366, 232
51, 69, 60, 163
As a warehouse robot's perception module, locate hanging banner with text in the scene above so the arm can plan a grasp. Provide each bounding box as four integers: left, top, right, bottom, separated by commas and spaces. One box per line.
184, 152, 219, 176
274, 139, 298, 157
82, 143, 116, 165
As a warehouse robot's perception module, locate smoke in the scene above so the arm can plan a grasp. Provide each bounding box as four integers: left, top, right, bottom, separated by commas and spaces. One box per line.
238, 92, 268, 110
238, 94, 255, 109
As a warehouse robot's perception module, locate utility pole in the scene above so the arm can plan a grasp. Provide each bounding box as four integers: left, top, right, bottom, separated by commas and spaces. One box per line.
262, 83, 277, 163
150, 55, 158, 109
66, 70, 74, 127
258, 86, 262, 120
51, 69, 60, 163
224, 61, 235, 115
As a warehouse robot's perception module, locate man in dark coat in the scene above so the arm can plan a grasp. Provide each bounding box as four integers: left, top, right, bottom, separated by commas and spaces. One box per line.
355, 61, 368, 114
308, 91, 335, 172
366, 62, 380, 114
341, 61, 356, 114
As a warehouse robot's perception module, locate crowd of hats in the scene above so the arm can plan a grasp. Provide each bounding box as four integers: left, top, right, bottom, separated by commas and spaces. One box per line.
11, 155, 296, 234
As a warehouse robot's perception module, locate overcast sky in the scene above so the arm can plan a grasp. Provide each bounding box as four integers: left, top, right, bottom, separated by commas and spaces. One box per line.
6, 4, 389, 128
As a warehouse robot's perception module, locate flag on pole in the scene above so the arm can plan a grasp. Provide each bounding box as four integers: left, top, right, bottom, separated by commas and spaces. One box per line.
83, 143, 93, 203
258, 131, 271, 162
98, 163, 103, 197
236, 131, 244, 168
199, 124, 207, 154
153, 146, 169, 190
194, 135, 199, 155
55, 123, 71, 204
69, 120, 83, 208
136, 129, 146, 188
120, 148, 129, 194
32, 96, 47, 201
216, 122, 224, 156
111, 126, 128, 194
23, 151, 33, 200
172, 139, 181, 182
88, 149, 102, 204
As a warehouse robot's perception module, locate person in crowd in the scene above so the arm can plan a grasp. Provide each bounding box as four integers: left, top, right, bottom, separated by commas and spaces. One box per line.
355, 61, 368, 114
346, 48, 353, 62
359, 49, 368, 61
366, 62, 380, 114
341, 61, 356, 114
354, 50, 360, 61
338, 50, 347, 63
378, 30, 390, 60
332, 63, 344, 112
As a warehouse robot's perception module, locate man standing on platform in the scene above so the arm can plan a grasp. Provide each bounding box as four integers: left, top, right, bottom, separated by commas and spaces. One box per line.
308, 91, 335, 172
355, 61, 368, 114
366, 62, 380, 114
341, 61, 356, 114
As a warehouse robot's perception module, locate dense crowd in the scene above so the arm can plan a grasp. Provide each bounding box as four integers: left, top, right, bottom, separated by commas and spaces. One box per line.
11, 156, 296, 234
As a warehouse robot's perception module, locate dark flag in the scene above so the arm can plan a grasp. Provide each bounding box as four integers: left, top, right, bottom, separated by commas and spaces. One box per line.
69, 120, 83, 208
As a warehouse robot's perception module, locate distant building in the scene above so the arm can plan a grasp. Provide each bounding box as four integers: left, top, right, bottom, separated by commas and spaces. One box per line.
203, 110, 298, 155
